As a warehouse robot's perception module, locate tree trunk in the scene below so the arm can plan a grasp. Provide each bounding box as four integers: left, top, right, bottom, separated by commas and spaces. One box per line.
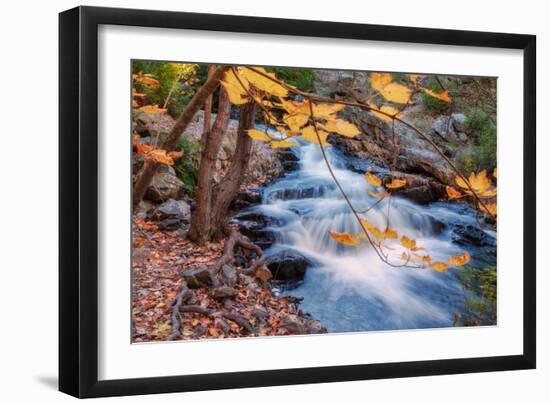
200, 65, 215, 147
211, 102, 257, 240
132, 65, 229, 210
187, 88, 231, 243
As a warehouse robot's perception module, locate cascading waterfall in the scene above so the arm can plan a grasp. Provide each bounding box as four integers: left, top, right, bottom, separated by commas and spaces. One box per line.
241, 139, 495, 333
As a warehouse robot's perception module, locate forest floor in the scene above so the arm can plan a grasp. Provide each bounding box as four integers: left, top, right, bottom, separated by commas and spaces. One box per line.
131, 218, 326, 342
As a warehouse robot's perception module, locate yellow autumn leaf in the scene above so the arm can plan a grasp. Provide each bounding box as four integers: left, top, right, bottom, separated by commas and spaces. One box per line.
284, 113, 309, 132
479, 188, 497, 198
247, 129, 273, 142
468, 170, 492, 193
368, 103, 400, 121
271, 139, 299, 148
409, 74, 421, 83
479, 202, 497, 216
493, 168, 497, 178
422, 88, 452, 103
138, 104, 167, 115
360, 219, 385, 239
431, 261, 449, 272
385, 179, 406, 189
365, 171, 382, 187
220, 79, 249, 105
379, 82, 412, 104
301, 125, 330, 146
321, 118, 360, 138
329, 231, 361, 247
240, 67, 288, 97
371, 73, 393, 91
448, 252, 471, 267
383, 228, 399, 240
367, 189, 390, 199
312, 103, 346, 118
456, 170, 494, 195
446, 185, 462, 199
400, 235, 417, 250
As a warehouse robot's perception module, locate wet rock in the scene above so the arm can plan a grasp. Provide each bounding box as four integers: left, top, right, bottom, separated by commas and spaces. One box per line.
231, 189, 262, 210
266, 184, 334, 201
182, 266, 212, 289
395, 183, 444, 205
232, 212, 281, 250
266, 250, 311, 282
145, 165, 184, 203
451, 223, 497, 249
210, 286, 238, 300
277, 149, 300, 172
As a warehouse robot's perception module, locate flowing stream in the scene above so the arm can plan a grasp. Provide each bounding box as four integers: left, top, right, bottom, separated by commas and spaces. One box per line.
239, 139, 496, 333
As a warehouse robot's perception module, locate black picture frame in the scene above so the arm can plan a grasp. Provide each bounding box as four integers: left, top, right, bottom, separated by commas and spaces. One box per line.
59, 5, 536, 398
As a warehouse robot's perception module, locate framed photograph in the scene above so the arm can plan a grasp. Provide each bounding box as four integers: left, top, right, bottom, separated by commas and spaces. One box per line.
59, 6, 536, 398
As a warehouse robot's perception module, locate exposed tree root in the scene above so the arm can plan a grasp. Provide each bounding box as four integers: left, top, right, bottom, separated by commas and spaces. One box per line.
179, 305, 257, 336
167, 228, 266, 340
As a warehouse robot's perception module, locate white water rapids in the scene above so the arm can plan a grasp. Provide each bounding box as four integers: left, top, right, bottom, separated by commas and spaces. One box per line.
241, 140, 495, 332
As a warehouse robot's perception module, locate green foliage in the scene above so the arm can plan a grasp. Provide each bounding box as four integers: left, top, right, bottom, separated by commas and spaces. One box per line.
269, 67, 315, 92
173, 138, 201, 196
132, 60, 200, 118
421, 76, 450, 113
457, 266, 497, 326
460, 108, 497, 172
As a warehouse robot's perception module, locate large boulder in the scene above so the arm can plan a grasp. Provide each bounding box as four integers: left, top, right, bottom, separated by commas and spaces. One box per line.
266, 250, 311, 282
151, 198, 191, 230
145, 165, 183, 203
432, 114, 468, 143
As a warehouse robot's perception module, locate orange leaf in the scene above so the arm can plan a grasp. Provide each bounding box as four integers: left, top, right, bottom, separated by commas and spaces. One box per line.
386, 179, 406, 189
422, 88, 452, 103
446, 185, 462, 199
431, 262, 449, 272
147, 150, 175, 166
365, 171, 382, 187
329, 231, 361, 247
135, 143, 154, 155
448, 252, 471, 267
